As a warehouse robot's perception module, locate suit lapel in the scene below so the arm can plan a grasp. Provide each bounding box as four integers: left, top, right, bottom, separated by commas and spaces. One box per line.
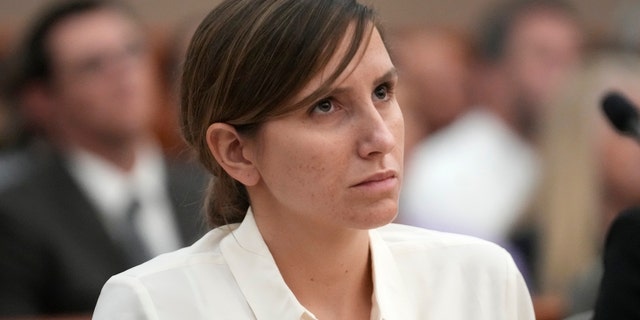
43, 153, 130, 269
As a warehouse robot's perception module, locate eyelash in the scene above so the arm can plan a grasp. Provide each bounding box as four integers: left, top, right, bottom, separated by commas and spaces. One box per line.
311, 99, 335, 114
309, 81, 396, 115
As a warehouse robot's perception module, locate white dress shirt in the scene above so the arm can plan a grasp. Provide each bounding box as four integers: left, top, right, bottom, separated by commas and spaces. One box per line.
93, 208, 534, 320
400, 109, 540, 243
66, 145, 182, 256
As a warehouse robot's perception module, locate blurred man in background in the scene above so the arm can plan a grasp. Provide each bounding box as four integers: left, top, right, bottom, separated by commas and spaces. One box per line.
0, 0, 205, 316
400, 0, 583, 283
390, 26, 475, 160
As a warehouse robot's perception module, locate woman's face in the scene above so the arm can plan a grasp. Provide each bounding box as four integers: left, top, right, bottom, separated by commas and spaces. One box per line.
246, 27, 404, 232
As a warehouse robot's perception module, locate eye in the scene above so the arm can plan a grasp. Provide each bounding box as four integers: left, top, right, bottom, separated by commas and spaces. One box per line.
373, 84, 389, 101
78, 56, 106, 75
126, 39, 147, 58
311, 99, 335, 114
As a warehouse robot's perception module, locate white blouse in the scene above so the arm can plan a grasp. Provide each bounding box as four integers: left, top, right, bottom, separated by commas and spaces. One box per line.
93, 209, 535, 319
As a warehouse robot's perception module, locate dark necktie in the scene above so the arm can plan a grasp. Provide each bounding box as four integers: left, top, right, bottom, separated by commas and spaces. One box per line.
117, 198, 151, 265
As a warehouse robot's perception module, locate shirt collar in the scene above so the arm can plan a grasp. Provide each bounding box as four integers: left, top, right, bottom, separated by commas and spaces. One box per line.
220, 208, 310, 319
65, 144, 167, 219
220, 208, 412, 320
66, 147, 130, 218
368, 228, 413, 320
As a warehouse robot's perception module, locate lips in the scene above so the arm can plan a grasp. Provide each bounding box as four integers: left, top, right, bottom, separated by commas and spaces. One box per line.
351, 170, 398, 188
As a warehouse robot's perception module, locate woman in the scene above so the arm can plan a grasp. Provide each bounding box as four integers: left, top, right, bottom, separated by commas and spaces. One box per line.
93, 0, 534, 319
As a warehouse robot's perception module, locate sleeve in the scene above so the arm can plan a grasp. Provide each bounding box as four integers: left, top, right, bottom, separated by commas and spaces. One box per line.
505, 251, 536, 320
93, 275, 158, 320
593, 208, 640, 320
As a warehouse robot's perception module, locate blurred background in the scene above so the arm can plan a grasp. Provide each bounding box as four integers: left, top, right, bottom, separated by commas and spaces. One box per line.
1, 0, 640, 320
0, 0, 639, 43
1, 0, 639, 149
0, 0, 638, 35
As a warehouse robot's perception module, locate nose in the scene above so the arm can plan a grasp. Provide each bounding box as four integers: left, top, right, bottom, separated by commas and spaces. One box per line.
356, 102, 399, 159
101, 42, 148, 80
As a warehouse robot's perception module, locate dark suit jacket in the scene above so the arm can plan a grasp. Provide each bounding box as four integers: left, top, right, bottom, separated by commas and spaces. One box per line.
593, 207, 640, 320
0, 148, 207, 317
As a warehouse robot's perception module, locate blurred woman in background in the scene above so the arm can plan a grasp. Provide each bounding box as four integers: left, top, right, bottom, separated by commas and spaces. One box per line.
535, 51, 640, 317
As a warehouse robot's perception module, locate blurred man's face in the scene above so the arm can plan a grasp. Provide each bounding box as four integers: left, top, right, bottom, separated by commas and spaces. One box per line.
46, 8, 156, 145
395, 31, 471, 133
504, 8, 583, 112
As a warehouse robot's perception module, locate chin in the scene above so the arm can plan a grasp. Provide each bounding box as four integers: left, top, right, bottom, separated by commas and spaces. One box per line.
349, 201, 398, 230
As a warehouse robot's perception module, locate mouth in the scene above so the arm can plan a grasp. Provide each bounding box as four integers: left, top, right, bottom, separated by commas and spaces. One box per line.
351, 170, 398, 189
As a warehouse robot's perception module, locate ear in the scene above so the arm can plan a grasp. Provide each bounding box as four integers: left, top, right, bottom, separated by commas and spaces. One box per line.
206, 123, 260, 186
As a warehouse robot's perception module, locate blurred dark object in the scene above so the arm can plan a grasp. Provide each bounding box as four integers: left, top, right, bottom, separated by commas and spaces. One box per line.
601, 91, 640, 139
593, 207, 640, 319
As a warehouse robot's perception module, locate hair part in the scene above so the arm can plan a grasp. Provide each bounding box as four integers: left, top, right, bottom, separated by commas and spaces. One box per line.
180, 0, 377, 227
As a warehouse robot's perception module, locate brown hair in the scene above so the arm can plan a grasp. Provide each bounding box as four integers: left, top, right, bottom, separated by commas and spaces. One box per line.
180, 0, 377, 227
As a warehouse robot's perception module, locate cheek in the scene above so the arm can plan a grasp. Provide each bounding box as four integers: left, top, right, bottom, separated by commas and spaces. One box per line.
390, 104, 406, 161
396, 112, 405, 145
55, 86, 95, 119
292, 140, 345, 189
258, 133, 342, 197
127, 64, 156, 98
59, 80, 105, 109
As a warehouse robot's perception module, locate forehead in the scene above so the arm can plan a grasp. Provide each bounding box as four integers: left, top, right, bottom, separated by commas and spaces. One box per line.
294, 26, 392, 101
511, 8, 579, 38
46, 8, 140, 64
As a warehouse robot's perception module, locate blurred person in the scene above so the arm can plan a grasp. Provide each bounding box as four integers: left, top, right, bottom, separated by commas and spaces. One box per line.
476, 0, 583, 141
0, 57, 12, 148
593, 210, 640, 319
535, 51, 640, 320
611, 1, 640, 52
0, 47, 54, 191
535, 51, 640, 317
93, 0, 535, 319
388, 26, 475, 160
153, 14, 203, 159
0, 55, 26, 190
166, 14, 202, 92
0, 0, 206, 316
400, 0, 583, 257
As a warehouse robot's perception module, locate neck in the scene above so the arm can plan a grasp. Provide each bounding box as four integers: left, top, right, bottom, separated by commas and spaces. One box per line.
54, 129, 148, 172
253, 208, 374, 320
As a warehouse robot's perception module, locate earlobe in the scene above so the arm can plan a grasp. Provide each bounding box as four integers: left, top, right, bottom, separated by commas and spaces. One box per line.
206, 123, 260, 186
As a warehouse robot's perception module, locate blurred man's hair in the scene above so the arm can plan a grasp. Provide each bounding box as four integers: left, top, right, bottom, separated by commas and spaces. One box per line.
2, 0, 136, 102
478, 0, 578, 62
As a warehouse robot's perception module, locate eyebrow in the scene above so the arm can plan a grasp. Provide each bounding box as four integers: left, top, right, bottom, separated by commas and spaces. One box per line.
374, 67, 399, 86
326, 67, 398, 97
